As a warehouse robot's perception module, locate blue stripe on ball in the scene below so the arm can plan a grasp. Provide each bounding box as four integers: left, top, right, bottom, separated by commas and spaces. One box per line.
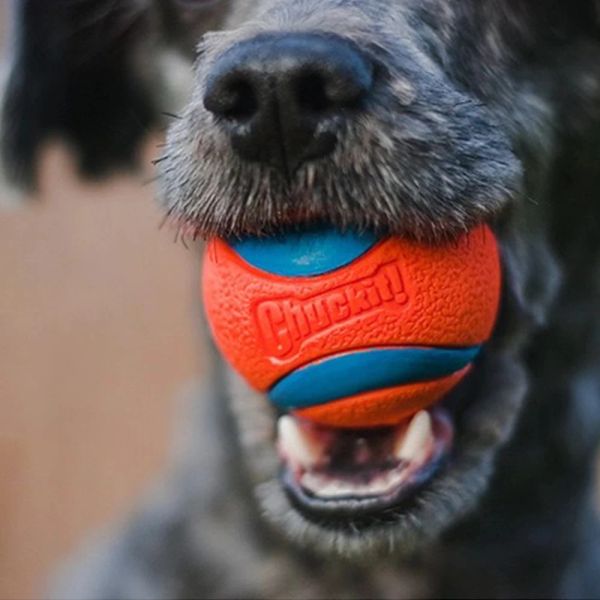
230, 226, 379, 277
268, 346, 481, 410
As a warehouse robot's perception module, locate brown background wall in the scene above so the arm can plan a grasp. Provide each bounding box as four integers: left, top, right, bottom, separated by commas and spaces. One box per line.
0, 143, 202, 599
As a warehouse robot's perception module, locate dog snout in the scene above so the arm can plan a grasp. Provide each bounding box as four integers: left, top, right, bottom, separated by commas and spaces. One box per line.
203, 33, 374, 176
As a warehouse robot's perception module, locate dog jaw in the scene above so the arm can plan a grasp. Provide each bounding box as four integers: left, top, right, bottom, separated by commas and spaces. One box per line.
224, 345, 529, 556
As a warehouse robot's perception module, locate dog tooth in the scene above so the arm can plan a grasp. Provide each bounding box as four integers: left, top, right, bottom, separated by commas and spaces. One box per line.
320, 480, 368, 498
302, 467, 414, 499
315, 477, 395, 498
277, 416, 320, 469
318, 481, 351, 498
395, 411, 433, 463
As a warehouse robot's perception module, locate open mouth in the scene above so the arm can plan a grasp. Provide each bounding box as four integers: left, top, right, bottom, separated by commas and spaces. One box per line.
203, 222, 503, 529
277, 405, 455, 522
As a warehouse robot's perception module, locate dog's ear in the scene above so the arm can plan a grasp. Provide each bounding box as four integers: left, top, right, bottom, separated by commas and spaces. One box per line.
1, 0, 162, 191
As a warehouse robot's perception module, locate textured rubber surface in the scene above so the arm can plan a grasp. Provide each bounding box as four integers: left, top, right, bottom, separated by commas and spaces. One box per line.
231, 226, 378, 277
269, 346, 481, 409
295, 367, 471, 428
203, 225, 501, 427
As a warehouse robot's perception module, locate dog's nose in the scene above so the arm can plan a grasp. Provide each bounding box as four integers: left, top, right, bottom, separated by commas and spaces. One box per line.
203, 34, 374, 176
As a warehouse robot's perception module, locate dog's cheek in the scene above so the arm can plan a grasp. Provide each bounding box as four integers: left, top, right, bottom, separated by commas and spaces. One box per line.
226, 368, 280, 485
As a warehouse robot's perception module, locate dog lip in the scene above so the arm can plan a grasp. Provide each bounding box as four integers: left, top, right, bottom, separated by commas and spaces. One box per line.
281, 450, 448, 522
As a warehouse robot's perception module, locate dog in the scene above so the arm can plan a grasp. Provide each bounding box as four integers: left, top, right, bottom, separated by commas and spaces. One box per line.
2, 1, 600, 598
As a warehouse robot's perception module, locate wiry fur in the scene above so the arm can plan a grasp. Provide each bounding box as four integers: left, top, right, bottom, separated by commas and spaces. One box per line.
158, 2, 523, 243
2, 0, 600, 598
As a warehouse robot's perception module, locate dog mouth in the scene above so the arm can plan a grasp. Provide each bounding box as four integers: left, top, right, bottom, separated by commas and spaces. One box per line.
277, 405, 454, 521
203, 221, 503, 527
200, 211, 505, 533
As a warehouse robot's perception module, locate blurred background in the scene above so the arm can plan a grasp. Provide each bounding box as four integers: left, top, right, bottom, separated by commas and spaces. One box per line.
0, 5, 203, 598
1, 4, 599, 600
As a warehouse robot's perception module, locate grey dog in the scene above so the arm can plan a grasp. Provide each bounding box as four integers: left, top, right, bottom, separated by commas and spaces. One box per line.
2, 1, 600, 598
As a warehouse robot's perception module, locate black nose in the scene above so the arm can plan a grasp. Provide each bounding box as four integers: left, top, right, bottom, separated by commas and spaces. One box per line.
203, 34, 374, 176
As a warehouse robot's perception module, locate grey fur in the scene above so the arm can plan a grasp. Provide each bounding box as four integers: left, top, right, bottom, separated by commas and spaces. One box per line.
3, 0, 600, 598
158, 1, 523, 243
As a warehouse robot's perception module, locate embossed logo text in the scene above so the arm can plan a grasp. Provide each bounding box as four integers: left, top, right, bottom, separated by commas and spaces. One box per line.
254, 262, 409, 359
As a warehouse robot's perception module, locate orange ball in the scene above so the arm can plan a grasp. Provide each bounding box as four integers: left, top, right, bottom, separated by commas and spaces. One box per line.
202, 226, 501, 428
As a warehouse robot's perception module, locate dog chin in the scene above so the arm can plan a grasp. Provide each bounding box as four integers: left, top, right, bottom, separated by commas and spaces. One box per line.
225, 338, 528, 557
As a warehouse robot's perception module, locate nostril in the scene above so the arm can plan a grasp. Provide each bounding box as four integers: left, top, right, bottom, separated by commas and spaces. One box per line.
294, 63, 373, 115
204, 76, 258, 122
295, 73, 331, 113
222, 79, 258, 121
202, 33, 375, 174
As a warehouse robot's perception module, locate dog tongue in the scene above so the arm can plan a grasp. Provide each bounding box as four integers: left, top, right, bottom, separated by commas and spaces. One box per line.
323, 424, 403, 473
